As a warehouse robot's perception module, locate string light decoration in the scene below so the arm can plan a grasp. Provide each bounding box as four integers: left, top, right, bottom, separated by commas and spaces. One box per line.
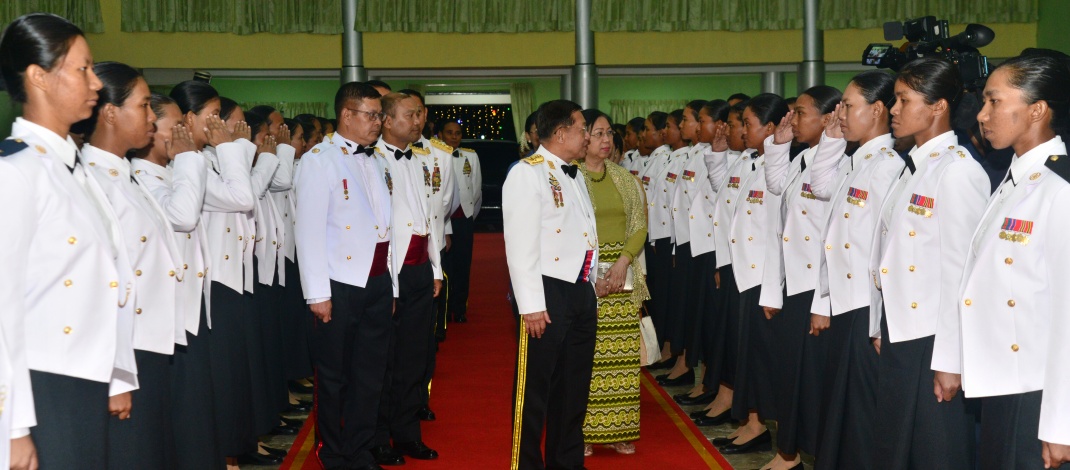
427, 105, 517, 142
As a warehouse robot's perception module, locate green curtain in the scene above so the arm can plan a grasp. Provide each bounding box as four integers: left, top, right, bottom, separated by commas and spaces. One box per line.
609, 100, 687, 127
121, 0, 342, 34
240, 101, 329, 119
590, 0, 1036, 32
509, 83, 535, 146
355, 0, 575, 33
2, 0, 104, 33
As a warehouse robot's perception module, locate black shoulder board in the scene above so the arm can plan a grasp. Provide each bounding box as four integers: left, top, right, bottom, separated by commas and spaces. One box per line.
1044, 155, 1070, 182
0, 138, 28, 157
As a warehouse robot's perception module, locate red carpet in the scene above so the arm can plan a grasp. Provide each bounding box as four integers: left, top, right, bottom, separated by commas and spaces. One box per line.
282, 233, 732, 469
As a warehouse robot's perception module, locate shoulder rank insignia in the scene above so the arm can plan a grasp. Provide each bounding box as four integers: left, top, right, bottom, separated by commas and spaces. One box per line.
547, 161, 556, 170
460, 147, 476, 153
908, 193, 934, 218
1045, 155, 1070, 182
109, 169, 119, 177
311, 147, 321, 154
0, 138, 28, 157
683, 170, 696, 182
846, 187, 869, 207
999, 217, 1033, 244
411, 145, 430, 156
522, 154, 544, 165
430, 138, 453, 154
548, 173, 564, 207
800, 183, 817, 200
463, 159, 472, 176
747, 190, 764, 204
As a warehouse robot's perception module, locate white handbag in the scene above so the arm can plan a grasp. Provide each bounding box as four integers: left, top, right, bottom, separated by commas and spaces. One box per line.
597, 261, 634, 293
639, 313, 661, 367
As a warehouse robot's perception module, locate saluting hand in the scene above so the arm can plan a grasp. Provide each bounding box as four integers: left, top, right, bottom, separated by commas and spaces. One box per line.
523, 311, 551, 339
933, 371, 961, 403
204, 115, 234, 147
773, 111, 795, 145
258, 135, 278, 156
168, 124, 196, 159
1043, 441, 1070, 468
809, 313, 830, 336
710, 122, 729, 152
277, 124, 291, 146
10, 435, 38, 470
310, 300, 332, 323
824, 103, 844, 140
109, 391, 132, 420
233, 121, 252, 142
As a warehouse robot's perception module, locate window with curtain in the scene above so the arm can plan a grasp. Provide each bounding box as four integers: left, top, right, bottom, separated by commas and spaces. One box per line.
354, 0, 575, 33
121, 0, 342, 34
240, 101, 330, 119
590, 0, 1036, 32
2, 0, 104, 33
609, 100, 688, 127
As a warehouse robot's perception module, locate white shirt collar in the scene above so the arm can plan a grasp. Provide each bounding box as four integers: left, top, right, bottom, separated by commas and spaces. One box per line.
1009, 136, 1067, 184
13, 117, 78, 167
907, 130, 957, 172
82, 144, 132, 179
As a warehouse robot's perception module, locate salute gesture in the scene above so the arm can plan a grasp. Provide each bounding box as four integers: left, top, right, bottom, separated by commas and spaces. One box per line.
276, 123, 291, 146
258, 135, 278, 156
166, 124, 196, 159
824, 103, 844, 140
204, 115, 236, 147
772, 110, 795, 145
710, 121, 729, 152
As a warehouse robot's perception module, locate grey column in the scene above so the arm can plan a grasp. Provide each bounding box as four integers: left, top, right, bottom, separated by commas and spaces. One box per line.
798, 0, 825, 93
761, 71, 784, 96
571, 0, 597, 109
342, 0, 368, 84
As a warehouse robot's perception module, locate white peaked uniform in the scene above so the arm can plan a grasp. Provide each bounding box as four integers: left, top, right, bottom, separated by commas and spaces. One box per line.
932, 137, 1070, 449
809, 133, 902, 316
373, 139, 442, 281
201, 141, 256, 295
449, 146, 483, 221
621, 149, 639, 172
131, 154, 210, 335
671, 143, 717, 256
729, 152, 783, 292
710, 150, 755, 268
638, 145, 672, 209
0, 119, 137, 467
0, 322, 13, 470
649, 146, 691, 244
248, 148, 281, 290
84, 145, 184, 353
254, 144, 294, 287
270, 155, 298, 267
417, 137, 455, 248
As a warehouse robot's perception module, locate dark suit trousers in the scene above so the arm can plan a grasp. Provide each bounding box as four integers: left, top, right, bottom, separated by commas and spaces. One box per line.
29, 370, 110, 469
512, 276, 597, 470
314, 275, 393, 469
446, 214, 475, 317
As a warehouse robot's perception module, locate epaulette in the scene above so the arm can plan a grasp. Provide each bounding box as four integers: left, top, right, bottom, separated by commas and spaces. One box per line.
522, 154, 544, 165
411, 145, 430, 156
1044, 155, 1070, 182
429, 138, 453, 154
460, 147, 476, 153
0, 138, 28, 157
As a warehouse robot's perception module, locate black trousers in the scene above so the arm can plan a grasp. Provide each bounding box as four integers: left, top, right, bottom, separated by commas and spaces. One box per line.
511, 276, 597, 470
426, 249, 447, 407
980, 391, 1044, 470
435, 248, 449, 338
666, 242, 692, 356
29, 371, 110, 469
772, 289, 828, 456
108, 350, 176, 470
314, 275, 393, 469
875, 315, 975, 470
244, 286, 276, 436
283, 257, 313, 380
376, 261, 435, 444
445, 214, 476, 318
207, 282, 256, 457
816, 307, 878, 470
648, 238, 673, 346
731, 285, 777, 421
703, 265, 739, 390
171, 301, 224, 470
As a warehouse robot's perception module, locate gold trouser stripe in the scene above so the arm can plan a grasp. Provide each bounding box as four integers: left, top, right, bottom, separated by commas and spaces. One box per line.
428, 271, 449, 397
510, 321, 529, 470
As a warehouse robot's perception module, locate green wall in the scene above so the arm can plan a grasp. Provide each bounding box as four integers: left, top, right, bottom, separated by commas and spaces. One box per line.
1037, 0, 1070, 53
0, 94, 18, 138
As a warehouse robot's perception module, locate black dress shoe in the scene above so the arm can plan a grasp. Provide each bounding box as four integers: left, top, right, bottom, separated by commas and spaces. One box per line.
371, 445, 405, 466
719, 430, 772, 454
646, 356, 675, 371
394, 441, 439, 460
417, 406, 436, 421
287, 401, 312, 413
710, 436, 734, 447
262, 446, 289, 457
280, 416, 304, 427
689, 409, 710, 420
269, 423, 300, 435
676, 390, 716, 406
455, 313, 468, 323
236, 451, 283, 465
288, 380, 314, 394
694, 409, 733, 427
657, 369, 695, 386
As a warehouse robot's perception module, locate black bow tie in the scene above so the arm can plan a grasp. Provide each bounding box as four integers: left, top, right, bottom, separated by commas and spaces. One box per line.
411, 141, 424, 149
561, 164, 578, 179
452, 149, 460, 158
394, 148, 413, 160
353, 144, 375, 157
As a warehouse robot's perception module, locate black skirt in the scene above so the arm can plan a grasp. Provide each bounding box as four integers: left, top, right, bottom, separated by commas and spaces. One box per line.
108, 350, 177, 470
702, 265, 739, 390
207, 282, 256, 456
667, 242, 692, 355
731, 284, 777, 421
816, 307, 879, 470
980, 391, 1044, 470
771, 289, 828, 456
684, 250, 717, 367
283, 257, 313, 380
244, 286, 276, 435
255, 264, 289, 413
648, 238, 673, 346
171, 300, 225, 470
28, 371, 110, 469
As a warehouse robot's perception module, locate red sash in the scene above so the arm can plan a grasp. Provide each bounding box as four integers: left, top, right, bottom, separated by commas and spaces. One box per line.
404, 235, 430, 266
369, 242, 389, 277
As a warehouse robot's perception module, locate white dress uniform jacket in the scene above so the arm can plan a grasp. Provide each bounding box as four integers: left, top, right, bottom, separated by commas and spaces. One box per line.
808, 133, 902, 316
648, 146, 691, 243
84, 145, 185, 354
0, 321, 14, 465
759, 137, 829, 309
729, 152, 783, 292
373, 139, 442, 281
0, 119, 139, 436
201, 142, 256, 296
417, 137, 455, 247
295, 133, 396, 300
929, 137, 1070, 445
671, 143, 717, 255
449, 146, 483, 220
709, 150, 754, 268
621, 149, 639, 173
248, 148, 281, 290
503, 147, 599, 315
131, 154, 210, 336
270, 154, 298, 265
869, 131, 989, 341
638, 145, 672, 210
253, 145, 293, 287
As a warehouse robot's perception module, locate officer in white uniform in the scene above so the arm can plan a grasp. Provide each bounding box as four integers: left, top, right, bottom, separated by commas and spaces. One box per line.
295, 82, 395, 470
443, 129, 483, 325
505, 100, 598, 470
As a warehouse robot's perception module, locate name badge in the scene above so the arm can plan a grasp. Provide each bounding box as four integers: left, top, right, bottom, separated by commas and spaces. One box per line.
999, 217, 1033, 245
908, 193, 934, 218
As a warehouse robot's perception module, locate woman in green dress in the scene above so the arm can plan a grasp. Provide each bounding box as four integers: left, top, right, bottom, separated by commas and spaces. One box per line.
579, 109, 651, 456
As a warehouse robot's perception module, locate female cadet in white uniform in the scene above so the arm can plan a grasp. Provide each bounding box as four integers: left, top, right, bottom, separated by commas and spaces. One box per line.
758, 86, 840, 470
169, 80, 259, 466
0, 13, 137, 468
869, 58, 989, 470
806, 70, 901, 470
722, 94, 788, 455
637, 111, 677, 369
82, 61, 186, 470
132, 92, 220, 470
931, 52, 1070, 470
